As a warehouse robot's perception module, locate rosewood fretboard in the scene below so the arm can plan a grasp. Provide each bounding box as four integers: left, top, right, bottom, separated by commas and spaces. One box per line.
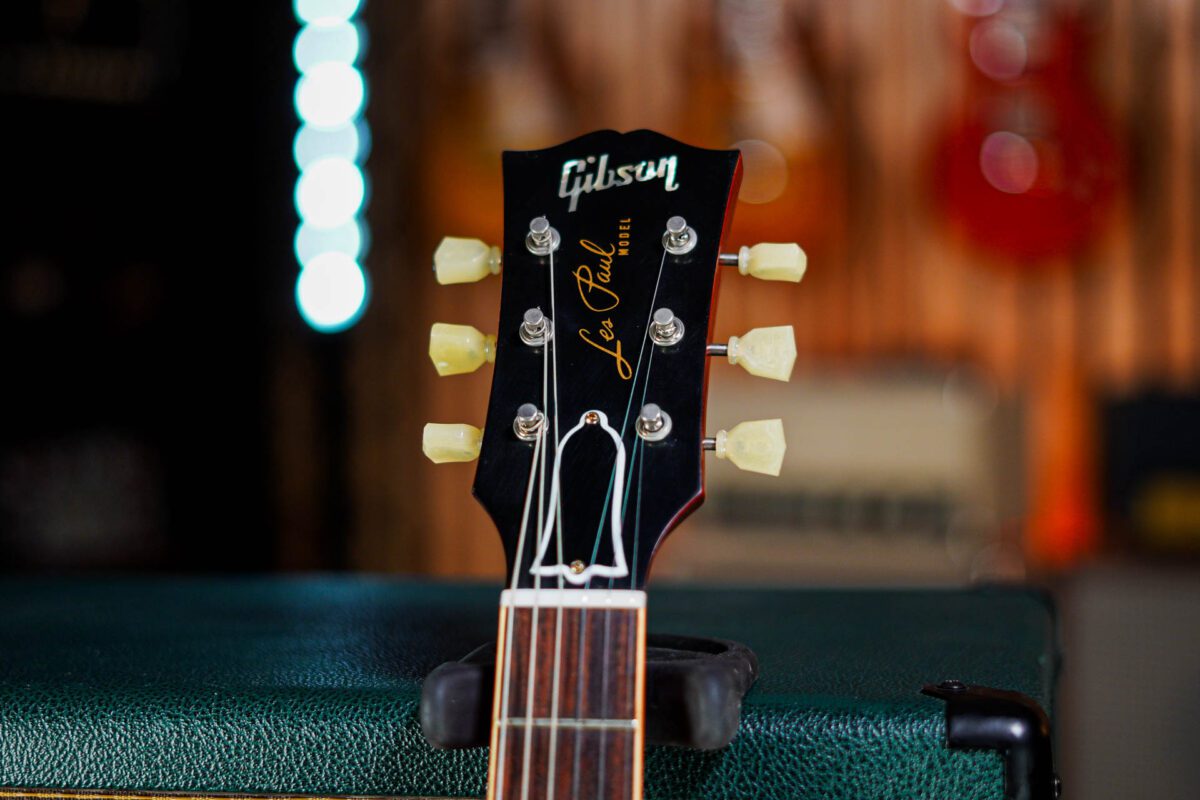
487, 590, 646, 800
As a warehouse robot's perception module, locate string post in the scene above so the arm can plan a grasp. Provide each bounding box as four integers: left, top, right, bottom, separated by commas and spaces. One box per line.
525, 215, 561, 256
649, 307, 685, 346
662, 215, 698, 255
519, 307, 552, 346
512, 403, 545, 441
636, 403, 673, 442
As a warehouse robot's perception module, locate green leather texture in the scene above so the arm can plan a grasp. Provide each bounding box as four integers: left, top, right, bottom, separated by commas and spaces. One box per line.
0, 578, 1055, 799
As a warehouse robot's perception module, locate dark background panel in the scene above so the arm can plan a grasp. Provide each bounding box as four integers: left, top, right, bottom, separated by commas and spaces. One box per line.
0, 1, 296, 570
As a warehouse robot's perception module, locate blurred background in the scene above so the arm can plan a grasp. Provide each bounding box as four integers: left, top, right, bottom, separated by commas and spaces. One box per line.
2, 0, 1199, 796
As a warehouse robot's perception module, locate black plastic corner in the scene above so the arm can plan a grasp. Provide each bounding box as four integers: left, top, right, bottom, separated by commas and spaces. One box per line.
421, 634, 757, 751
922, 681, 1060, 800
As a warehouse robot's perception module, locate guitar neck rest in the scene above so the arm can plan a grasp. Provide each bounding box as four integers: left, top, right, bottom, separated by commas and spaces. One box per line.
420, 634, 758, 751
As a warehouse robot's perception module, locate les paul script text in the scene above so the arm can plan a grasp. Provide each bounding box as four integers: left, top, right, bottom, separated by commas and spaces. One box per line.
575, 220, 633, 381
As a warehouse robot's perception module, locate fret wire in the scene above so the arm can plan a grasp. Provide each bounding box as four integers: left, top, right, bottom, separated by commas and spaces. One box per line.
498, 717, 639, 731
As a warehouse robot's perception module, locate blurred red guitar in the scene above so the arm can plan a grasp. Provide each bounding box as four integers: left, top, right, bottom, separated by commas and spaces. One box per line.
932, 0, 1122, 264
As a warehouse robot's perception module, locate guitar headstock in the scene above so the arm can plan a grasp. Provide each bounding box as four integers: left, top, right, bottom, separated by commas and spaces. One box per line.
423, 129, 806, 590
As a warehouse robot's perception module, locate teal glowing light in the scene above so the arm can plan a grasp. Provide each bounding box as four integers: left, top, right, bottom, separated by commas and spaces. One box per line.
294, 63, 364, 129
295, 253, 369, 333
295, 157, 365, 229
294, 0, 362, 25
294, 219, 365, 266
293, 123, 360, 168
293, 2, 368, 333
293, 21, 360, 73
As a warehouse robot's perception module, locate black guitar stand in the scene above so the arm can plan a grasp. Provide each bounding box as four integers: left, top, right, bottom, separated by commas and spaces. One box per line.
421, 634, 758, 751
922, 681, 1060, 800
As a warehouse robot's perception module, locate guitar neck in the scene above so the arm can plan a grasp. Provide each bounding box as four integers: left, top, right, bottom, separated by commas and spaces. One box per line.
427, 128, 792, 800
487, 589, 646, 800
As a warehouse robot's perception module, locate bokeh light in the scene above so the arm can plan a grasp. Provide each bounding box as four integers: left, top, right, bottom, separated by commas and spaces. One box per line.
293, 123, 361, 168
294, 0, 362, 25
293, 3, 368, 332
295, 63, 364, 129
295, 253, 369, 333
295, 157, 365, 229
293, 21, 360, 73
979, 131, 1039, 194
295, 219, 365, 266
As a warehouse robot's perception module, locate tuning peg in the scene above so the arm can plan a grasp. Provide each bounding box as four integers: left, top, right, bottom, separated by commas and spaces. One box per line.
704, 419, 786, 476
422, 422, 482, 464
434, 237, 501, 285
708, 325, 796, 382
719, 243, 806, 283
429, 323, 496, 376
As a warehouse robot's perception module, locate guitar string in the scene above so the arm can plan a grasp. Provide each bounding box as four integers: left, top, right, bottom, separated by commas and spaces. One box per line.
493, 422, 545, 799
586, 248, 669, 564
495, 240, 557, 800
622, 366, 656, 771
517, 299, 551, 800
574, 245, 669, 796
544, 243, 567, 800
627, 355, 656, 586
593, 346, 653, 800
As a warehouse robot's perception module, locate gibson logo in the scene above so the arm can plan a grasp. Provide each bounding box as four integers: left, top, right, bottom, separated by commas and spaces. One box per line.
559, 154, 679, 213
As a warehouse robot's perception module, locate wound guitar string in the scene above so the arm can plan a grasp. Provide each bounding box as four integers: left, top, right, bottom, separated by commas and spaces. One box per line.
494, 238, 555, 800
518, 229, 570, 800
494, 417, 544, 799
544, 242, 567, 800
516, 290, 549, 800
501, 211, 671, 797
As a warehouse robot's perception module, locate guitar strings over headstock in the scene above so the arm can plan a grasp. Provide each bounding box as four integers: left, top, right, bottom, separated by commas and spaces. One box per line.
417, 130, 805, 589
422, 221, 805, 469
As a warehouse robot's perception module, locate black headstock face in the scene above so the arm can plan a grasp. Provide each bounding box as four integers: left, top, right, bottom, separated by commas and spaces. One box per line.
473, 129, 742, 590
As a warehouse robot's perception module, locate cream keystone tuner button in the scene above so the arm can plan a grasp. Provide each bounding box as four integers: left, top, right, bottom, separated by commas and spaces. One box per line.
711, 419, 786, 476
733, 243, 807, 283
726, 325, 797, 382
428, 323, 496, 376
433, 237, 501, 285
422, 423, 483, 464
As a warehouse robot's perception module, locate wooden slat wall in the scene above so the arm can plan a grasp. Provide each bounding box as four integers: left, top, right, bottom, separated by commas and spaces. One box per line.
347, 0, 1200, 577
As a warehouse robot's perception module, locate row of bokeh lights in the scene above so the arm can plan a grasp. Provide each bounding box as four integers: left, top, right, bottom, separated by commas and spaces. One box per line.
293, 0, 369, 333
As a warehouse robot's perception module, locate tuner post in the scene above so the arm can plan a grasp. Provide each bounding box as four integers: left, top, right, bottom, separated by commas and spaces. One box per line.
648, 308, 685, 347
519, 307, 552, 346
662, 215, 698, 255
636, 403, 673, 442
513, 403, 545, 441
525, 216, 561, 256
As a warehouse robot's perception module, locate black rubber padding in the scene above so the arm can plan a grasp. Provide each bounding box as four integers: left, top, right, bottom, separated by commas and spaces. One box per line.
420, 634, 758, 751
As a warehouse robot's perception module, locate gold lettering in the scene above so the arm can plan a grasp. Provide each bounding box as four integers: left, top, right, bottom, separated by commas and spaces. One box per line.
579, 328, 633, 381
580, 239, 616, 260
573, 265, 619, 313
579, 239, 614, 283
